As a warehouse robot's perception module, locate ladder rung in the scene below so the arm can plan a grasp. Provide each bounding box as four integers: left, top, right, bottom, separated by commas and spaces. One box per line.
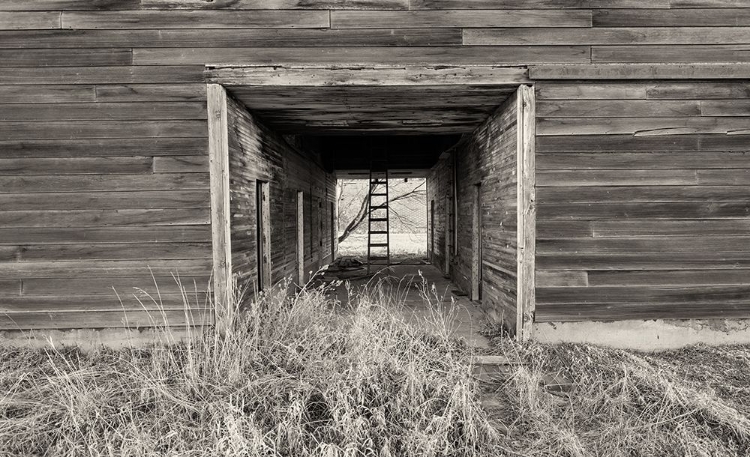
369, 230, 388, 234
370, 180, 387, 184
370, 193, 387, 197
370, 205, 387, 210
370, 256, 389, 261
370, 218, 388, 222
369, 243, 389, 247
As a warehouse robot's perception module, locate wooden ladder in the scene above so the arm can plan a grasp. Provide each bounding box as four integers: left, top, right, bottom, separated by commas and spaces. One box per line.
367, 160, 390, 274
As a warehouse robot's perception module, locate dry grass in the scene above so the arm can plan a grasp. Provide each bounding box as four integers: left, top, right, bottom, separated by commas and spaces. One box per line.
1, 279, 749, 456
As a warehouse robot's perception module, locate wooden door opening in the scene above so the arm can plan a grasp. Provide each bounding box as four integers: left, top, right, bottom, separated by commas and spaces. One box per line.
297, 191, 305, 285
206, 68, 534, 339
430, 199, 435, 263
256, 181, 271, 291
471, 183, 482, 301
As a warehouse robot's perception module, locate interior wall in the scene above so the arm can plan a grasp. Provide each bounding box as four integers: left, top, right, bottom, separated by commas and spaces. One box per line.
427, 92, 520, 331
226, 95, 336, 297
535, 81, 750, 322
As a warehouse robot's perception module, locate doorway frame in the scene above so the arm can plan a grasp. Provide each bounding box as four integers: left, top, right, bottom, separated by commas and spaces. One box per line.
206, 65, 536, 340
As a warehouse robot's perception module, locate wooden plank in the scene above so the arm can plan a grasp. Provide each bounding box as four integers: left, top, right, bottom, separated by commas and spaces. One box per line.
0, 174, 209, 193
153, 156, 209, 173
61, 11, 330, 29
593, 45, 750, 63
258, 181, 272, 291
536, 271, 588, 287
0, 138, 207, 158
466, 27, 750, 45
22, 277, 210, 297
536, 82, 750, 100
139, 46, 590, 66
0, 226, 211, 245
0, 28, 462, 48
209, 65, 530, 87
0, 209, 210, 227
0, 190, 209, 211
0, 0, 140, 10
697, 169, 750, 185
6, 242, 210, 262
536, 134, 750, 152
537, 253, 750, 271
0, 120, 207, 139
538, 202, 750, 219
593, 8, 750, 26
0, 12, 60, 29
593, 219, 750, 237
535, 303, 750, 322
230, 86, 516, 109
516, 84, 536, 342
530, 64, 750, 80
0, 157, 153, 175
0, 49, 132, 67
671, 0, 750, 6
588, 270, 750, 287
537, 285, 750, 305
0, 66, 204, 85
296, 190, 304, 285
537, 117, 750, 136
0, 309, 212, 330
0, 280, 21, 296
538, 237, 750, 255
537, 169, 699, 186
0, 259, 212, 279
141, 0, 409, 8
207, 83, 231, 324
95, 84, 206, 102
537, 100, 701, 117
332, 10, 592, 28
537, 153, 750, 170
412, 0, 669, 7
538, 186, 750, 204
0, 85, 96, 103
702, 100, 750, 116
537, 221, 593, 239
0, 102, 207, 121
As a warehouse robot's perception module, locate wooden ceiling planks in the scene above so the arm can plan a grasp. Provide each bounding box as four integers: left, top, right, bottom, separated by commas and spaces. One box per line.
211, 65, 522, 134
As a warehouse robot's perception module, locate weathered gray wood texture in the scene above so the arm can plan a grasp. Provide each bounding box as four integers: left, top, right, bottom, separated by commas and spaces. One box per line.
226, 95, 336, 297
535, 82, 750, 322
1, 0, 749, 330
427, 93, 520, 331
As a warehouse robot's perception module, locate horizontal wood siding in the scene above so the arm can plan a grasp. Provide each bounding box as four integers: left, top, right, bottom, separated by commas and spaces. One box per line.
225, 95, 336, 297
536, 81, 750, 322
1, 0, 749, 331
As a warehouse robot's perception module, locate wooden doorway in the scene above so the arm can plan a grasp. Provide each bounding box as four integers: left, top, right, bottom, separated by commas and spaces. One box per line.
256, 181, 271, 292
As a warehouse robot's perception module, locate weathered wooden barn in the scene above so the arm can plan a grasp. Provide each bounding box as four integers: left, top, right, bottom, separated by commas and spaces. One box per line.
1, 0, 749, 348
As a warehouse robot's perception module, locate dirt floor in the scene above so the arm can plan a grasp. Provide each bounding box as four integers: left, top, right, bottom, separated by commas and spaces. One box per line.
319, 262, 491, 348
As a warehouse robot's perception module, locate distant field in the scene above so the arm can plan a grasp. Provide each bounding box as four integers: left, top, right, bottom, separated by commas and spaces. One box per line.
338, 233, 427, 259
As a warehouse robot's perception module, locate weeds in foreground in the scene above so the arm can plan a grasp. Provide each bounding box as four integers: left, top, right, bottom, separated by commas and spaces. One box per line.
1, 277, 750, 457
0, 279, 496, 457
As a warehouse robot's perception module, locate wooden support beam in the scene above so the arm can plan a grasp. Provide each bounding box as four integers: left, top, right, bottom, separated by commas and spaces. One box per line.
517, 84, 536, 342
206, 64, 530, 87
207, 83, 231, 332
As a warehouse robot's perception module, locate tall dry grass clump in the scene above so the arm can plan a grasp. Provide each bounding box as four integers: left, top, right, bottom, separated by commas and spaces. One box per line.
0, 278, 497, 457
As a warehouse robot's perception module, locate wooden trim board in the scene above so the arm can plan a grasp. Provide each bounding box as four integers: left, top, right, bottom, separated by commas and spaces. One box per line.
207, 83, 232, 331
517, 84, 537, 342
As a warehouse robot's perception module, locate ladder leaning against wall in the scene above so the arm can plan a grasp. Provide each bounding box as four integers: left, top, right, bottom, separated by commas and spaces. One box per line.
367, 160, 390, 274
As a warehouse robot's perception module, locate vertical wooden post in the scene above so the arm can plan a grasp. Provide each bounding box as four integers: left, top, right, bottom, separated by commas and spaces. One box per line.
516, 84, 537, 342
444, 195, 450, 275
471, 183, 482, 301
207, 83, 232, 330
257, 181, 271, 291
297, 191, 305, 285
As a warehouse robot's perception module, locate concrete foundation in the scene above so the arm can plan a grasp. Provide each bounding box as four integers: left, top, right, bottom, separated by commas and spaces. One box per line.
533, 319, 750, 351
0, 328, 195, 351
